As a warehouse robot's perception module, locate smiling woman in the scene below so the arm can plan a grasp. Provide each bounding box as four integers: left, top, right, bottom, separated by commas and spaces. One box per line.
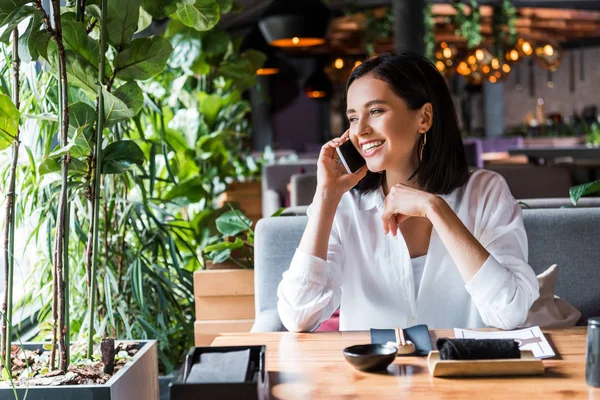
276, 51, 539, 333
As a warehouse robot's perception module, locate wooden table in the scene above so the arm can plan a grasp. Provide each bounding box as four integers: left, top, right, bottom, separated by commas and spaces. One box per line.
212, 328, 600, 399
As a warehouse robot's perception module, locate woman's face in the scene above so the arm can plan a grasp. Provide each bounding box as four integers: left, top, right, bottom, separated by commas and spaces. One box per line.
346, 75, 429, 173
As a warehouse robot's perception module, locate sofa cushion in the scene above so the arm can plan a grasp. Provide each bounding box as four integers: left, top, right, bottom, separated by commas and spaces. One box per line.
519, 264, 581, 328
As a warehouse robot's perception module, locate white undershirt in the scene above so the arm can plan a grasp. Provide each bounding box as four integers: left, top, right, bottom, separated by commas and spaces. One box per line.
411, 255, 427, 297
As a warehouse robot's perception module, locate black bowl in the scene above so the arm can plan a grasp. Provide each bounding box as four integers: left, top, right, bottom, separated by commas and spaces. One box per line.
343, 344, 397, 372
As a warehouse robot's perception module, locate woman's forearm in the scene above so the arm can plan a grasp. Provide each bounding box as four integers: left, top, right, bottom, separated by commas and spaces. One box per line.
298, 189, 341, 261
426, 196, 490, 282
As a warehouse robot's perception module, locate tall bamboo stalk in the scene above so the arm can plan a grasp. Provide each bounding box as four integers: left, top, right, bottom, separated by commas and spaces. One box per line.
1, 28, 21, 374
50, 0, 70, 372
88, 0, 107, 359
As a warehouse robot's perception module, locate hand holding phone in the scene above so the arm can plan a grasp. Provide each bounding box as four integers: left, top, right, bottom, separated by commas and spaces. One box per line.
336, 139, 366, 174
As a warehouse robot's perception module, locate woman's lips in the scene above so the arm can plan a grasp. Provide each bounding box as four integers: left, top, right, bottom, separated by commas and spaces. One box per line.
361, 141, 385, 158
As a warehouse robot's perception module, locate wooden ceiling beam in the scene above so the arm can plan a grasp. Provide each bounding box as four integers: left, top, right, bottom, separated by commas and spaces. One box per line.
518, 7, 600, 21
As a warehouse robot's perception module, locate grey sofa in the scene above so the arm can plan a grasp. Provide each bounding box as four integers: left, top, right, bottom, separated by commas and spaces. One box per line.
519, 197, 600, 209
253, 209, 600, 332
261, 161, 317, 217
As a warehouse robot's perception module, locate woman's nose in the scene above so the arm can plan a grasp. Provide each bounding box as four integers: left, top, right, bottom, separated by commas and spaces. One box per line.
354, 121, 371, 137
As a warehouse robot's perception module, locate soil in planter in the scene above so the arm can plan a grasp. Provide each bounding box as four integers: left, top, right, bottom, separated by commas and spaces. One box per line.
1, 342, 139, 387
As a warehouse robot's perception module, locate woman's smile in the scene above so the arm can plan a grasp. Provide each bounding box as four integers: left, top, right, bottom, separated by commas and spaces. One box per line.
360, 139, 386, 157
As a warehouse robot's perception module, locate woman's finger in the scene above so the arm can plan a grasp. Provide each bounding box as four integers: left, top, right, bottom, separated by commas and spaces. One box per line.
390, 217, 399, 236
320, 140, 341, 160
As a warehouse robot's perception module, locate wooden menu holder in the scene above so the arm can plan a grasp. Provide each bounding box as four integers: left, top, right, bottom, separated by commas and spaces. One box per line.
427, 350, 545, 377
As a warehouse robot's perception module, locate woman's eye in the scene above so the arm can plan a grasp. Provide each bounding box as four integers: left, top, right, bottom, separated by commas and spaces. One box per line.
370, 108, 383, 115
348, 117, 358, 123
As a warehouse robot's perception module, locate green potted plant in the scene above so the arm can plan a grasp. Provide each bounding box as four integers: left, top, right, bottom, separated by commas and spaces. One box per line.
0, 0, 224, 396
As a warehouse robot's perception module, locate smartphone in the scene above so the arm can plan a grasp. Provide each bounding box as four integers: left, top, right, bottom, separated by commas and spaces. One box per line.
336, 139, 366, 174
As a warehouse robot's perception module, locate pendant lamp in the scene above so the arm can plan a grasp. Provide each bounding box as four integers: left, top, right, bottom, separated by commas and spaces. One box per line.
304, 68, 333, 99
258, 0, 331, 48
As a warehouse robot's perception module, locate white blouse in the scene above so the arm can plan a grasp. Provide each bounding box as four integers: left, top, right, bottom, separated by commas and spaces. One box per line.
277, 169, 540, 332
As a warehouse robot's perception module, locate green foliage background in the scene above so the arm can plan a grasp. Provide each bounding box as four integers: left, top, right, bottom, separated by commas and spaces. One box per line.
0, 0, 264, 372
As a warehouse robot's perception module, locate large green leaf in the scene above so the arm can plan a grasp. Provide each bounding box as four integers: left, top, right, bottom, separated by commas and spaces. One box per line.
0, 5, 41, 44
570, 181, 600, 205
136, 6, 152, 33
27, 28, 51, 61
217, 58, 258, 91
202, 28, 229, 60
113, 37, 173, 81
204, 237, 243, 252
62, 20, 113, 75
114, 82, 143, 116
215, 210, 252, 236
176, 0, 219, 32
0, 0, 30, 25
142, 0, 180, 20
106, 0, 141, 49
47, 128, 92, 159
101, 140, 145, 174
48, 43, 98, 95
68, 102, 96, 129
243, 49, 267, 71
39, 157, 88, 175
0, 93, 19, 150
197, 91, 223, 129
16, 11, 43, 63
103, 89, 135, 127
163, 176, 207, 203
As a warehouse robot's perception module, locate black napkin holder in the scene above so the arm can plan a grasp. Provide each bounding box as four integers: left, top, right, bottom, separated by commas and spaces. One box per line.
170, 345, 268, 400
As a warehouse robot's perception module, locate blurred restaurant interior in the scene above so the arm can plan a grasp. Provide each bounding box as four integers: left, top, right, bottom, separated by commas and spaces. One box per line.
221, 0, 600, 204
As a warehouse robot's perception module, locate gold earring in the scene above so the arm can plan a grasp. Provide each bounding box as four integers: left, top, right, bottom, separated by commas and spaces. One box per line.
419, 131, 427, 161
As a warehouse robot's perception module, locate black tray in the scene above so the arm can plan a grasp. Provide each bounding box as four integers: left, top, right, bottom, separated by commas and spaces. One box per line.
170, 345, 268, 400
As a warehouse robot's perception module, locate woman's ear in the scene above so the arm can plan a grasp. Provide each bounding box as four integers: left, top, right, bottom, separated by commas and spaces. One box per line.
418, 102, 433, 132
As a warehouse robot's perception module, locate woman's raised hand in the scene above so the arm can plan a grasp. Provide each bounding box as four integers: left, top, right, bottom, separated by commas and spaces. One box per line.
316, 130, 367, 201
381, 184, 436, 235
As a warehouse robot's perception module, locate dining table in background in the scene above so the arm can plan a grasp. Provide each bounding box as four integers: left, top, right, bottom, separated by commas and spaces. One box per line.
211, 327, 599, 399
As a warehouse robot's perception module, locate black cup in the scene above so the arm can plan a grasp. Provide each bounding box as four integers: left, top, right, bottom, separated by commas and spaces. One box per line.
586, 317, 600, 388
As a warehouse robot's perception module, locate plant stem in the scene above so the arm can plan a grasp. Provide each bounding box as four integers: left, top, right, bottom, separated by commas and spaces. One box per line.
51, 0, 70, 373
76, 0, 86, 22
88, 0, 107, 359
1, 28, 21, 373
70, 1, 84, 367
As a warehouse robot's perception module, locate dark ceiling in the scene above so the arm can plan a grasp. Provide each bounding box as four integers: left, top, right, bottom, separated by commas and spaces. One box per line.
221, 0, 600, 31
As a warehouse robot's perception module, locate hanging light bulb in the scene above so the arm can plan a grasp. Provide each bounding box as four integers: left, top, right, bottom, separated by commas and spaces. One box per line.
334, 58, 344, 69
353, 60, 362, 70
505, 48, 520, 63
457, 61, 470, 76
518, 38, 533, 56
434, 42, 458, 76
534, 41, 562, 71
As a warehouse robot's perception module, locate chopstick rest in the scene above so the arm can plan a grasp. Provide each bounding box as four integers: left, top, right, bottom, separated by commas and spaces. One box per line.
385, 328, 417, 355
436, 338, 520, 360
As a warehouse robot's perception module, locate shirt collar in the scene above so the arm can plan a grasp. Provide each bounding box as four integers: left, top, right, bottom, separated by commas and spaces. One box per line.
357, 186, 385, 211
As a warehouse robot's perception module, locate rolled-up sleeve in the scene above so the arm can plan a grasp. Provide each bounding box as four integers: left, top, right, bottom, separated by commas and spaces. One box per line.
465, 173, 540, 330
277, 206, 344, 332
